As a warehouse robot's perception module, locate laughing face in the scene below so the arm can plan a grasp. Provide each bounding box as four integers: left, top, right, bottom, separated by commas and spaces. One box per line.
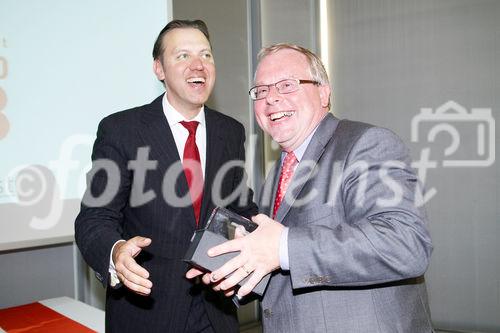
153, 28, 215, 118
253, 49, 330, 152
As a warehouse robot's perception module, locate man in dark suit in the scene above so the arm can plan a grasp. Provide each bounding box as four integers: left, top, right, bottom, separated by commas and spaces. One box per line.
75, 19, 257, 332
188, 43, 434, 332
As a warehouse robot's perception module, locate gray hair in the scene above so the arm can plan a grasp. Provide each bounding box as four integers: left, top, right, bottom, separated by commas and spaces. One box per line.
257, 43, 330, 86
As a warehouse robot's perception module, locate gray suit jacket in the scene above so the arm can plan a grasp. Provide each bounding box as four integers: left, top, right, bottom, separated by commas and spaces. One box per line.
258, 114, 434, 333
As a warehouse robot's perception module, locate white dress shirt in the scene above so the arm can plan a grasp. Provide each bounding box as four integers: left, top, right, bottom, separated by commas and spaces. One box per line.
162, 94, 207, 177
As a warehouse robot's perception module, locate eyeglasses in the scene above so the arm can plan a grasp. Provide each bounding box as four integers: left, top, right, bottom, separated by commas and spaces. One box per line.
249, 78, 320, 100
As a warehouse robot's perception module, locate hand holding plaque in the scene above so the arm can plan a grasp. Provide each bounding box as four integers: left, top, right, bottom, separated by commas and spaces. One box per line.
184, 207, 270, 298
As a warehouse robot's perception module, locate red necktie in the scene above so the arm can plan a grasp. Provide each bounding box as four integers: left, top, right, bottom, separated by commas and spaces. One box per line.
272, 152, 298, 219
180, 121, 203, 226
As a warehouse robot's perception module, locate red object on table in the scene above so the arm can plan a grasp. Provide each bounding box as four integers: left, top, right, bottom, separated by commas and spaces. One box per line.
0, 302, 96, 332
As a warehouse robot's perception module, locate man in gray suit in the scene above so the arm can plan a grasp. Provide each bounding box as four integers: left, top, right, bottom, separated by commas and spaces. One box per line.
187, 43, 434, 332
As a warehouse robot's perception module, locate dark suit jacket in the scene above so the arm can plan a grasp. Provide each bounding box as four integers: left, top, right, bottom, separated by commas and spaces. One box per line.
259, 114, 434, 332
75, 94, 257, 332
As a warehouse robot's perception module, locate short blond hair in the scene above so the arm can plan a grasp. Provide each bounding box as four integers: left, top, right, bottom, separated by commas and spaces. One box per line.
257, 43, 330, 86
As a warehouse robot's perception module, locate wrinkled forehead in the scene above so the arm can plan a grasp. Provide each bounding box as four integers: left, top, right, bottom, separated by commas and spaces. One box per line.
255, 49, 311, 84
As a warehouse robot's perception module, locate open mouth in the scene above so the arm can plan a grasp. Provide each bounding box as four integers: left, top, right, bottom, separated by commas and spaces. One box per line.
269, 111, 295, 122
186, 77, 206, 87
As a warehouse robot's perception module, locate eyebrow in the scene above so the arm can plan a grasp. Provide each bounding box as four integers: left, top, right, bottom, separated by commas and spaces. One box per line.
254, 76, 298, 85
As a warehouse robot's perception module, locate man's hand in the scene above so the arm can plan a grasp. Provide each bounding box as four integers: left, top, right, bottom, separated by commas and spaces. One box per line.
207, 214, 284, 298
185, 225, 248, 297
113, 236, 152, 296
185, 267, 236, 297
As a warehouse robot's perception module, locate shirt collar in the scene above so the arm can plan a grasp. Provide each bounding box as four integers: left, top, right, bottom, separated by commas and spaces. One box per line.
281, 125, 319, 163
162, 93, 206, 127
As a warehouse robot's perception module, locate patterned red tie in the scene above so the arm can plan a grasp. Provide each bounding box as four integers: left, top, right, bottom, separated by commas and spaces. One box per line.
180, 121, 203, 226
272, 152, 298, 219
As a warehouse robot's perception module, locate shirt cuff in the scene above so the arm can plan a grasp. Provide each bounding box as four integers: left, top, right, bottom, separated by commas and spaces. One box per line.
109, 240, 125, 288
279, 227, 290, 270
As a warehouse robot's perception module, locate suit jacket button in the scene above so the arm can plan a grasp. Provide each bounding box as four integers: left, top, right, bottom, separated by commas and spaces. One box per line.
263, 309, 272, 318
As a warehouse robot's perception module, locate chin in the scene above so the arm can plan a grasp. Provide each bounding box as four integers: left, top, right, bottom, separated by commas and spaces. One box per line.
189, 96, 209, 106
271, 128, 292, 142
270, 134, 287, 145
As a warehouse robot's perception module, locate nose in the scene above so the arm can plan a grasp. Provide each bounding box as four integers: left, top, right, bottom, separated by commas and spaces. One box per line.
189, 57, 204, 70
265, 85, 282, 105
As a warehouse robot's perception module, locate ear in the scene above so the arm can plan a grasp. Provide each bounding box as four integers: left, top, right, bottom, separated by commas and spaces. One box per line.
153, 59, 165, 81
319, 84, 331, 108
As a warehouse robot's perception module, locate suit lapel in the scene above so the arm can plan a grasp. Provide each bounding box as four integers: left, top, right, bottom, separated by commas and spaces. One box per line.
199, 107, 225, 227
139, 95, 181, 167
139, 94, 196, 228
274, 114, 340, 223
